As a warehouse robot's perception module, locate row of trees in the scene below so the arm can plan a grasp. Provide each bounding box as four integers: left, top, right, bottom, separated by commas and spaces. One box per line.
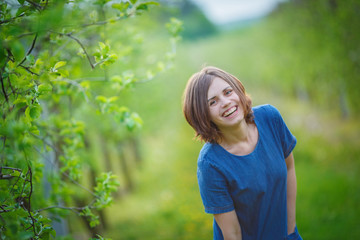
271, 0, 360, 117
0, 0, 182, 239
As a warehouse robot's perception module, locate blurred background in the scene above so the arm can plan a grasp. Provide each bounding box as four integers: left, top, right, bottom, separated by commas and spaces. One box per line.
1, 0, 360, 239
97, 0, 360, 239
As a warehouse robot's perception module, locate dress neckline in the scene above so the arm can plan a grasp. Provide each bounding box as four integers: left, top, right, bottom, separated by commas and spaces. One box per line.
215, 117, 261, 158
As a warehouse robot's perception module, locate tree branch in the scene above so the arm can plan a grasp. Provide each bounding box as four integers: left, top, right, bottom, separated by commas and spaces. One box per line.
26, 166, 37, 236
18, 33, 38, 66
50, 31, 95, 69
0, 13, 26, 25
52, 78, 89, 102
6, 76, 15, 97
19, 64, 39, 76
36, 198, 97, 214
16, 32, 37, 39
22, 152, 38, 236
36, 204, 94, 213
32, 142, 97, 197
81, 16, 127, 28
25, 0, 43, 11
0, 205, 11, 213
67, 34, 95, 69
0, 72, 9, 104
0, 167, 23, 204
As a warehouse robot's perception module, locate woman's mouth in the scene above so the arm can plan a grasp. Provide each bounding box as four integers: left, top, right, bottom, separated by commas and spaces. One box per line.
222, 106, 237, 117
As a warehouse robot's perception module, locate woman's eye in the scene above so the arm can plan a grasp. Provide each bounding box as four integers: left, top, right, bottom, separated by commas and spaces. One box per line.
225, 89, 233, 95
209, 100, 216, 106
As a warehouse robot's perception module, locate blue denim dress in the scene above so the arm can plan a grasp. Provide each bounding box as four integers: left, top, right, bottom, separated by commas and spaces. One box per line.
197, 104, 302, 240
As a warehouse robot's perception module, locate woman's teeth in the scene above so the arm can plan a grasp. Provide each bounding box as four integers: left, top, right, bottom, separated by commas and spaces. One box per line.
223, 106, 237, 117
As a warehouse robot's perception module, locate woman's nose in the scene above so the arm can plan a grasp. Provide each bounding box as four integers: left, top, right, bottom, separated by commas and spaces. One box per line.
220, 98, 231, 108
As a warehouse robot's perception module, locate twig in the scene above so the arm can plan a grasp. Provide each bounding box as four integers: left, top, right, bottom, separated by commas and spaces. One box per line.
0, 73, 8, 104
0, 13, 26, 25
22, 151, 38, 236
18, 33, 38, 66
36, 198, 97, 214
81, 15, 129, 28
1, 171, 22, 204
19, 64, 39, 76
16, 32, 37, 39
36, 204, 93, 213
0, 137, 6, 153
49, 31, 95, 69
67, 34, 95, 69
31, 133, 60, 153
0, 167, 22, 172
52, 78, 89, 102
0, 205, 11, 213
6, 76, 15, 97
27, 166, 37, 236
32, 143, 97, 197
25, 0, 43, 11
0, 166, 22, 180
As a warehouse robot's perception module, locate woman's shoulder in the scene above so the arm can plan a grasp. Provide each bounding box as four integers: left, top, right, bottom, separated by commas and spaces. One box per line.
253, 104, 280, 119
198, 143, 221, 166
198, 143, 215, 161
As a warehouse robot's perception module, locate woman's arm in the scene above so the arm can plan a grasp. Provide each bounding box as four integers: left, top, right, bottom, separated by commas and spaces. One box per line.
285, 152, 297, 234
214, 210, 242, 240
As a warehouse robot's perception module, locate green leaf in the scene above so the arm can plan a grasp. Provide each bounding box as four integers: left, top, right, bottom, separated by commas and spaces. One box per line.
110, 75, 122, 83
99, 42, 106, 51
136, 1, 159, 11
131, 112, 143, 126
10, 40, 25, 62
29, 126, 40, 135
57, 69, 69, 78
112, 2, 129, 12
25, 106, 31, 121
157, 61, 165, 72
130, 0, 137, 4
98, 42, 109, 55
13, 97, 27, 105
29, 105, 42, 120
54, 61, 67, 70
38, 84, 52, 95
166, 18, 184, 37
96, 96, 107, 103
25, 54, 35, 65
108, 96, 118, 103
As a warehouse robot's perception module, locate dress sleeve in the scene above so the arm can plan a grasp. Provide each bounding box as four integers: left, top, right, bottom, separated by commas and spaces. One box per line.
270, 105, 297, 158
197, 160, 234, 214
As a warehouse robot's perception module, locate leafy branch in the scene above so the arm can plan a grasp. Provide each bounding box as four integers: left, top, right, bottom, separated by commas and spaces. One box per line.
50, 31, 96, 69
0, 0, 182, 238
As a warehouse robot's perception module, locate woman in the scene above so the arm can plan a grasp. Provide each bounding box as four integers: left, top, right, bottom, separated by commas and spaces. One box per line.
182, 66, 302, 240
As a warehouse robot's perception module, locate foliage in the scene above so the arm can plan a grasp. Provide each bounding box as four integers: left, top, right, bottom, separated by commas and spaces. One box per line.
267, 0, 360, 117
0, 0, 182, 239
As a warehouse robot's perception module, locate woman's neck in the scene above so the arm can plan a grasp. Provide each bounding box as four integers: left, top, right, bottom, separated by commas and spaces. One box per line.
219, 120, 258, 155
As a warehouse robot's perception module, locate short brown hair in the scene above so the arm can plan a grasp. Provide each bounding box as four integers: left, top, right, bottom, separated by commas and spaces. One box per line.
182, 66, 253, 143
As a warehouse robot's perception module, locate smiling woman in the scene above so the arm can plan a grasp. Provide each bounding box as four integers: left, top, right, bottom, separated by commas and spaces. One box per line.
182, 66, 302, 240
183, 67, 253, 144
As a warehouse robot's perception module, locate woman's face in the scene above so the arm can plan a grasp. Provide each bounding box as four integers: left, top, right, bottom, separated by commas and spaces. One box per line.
207, 77, 244, 130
